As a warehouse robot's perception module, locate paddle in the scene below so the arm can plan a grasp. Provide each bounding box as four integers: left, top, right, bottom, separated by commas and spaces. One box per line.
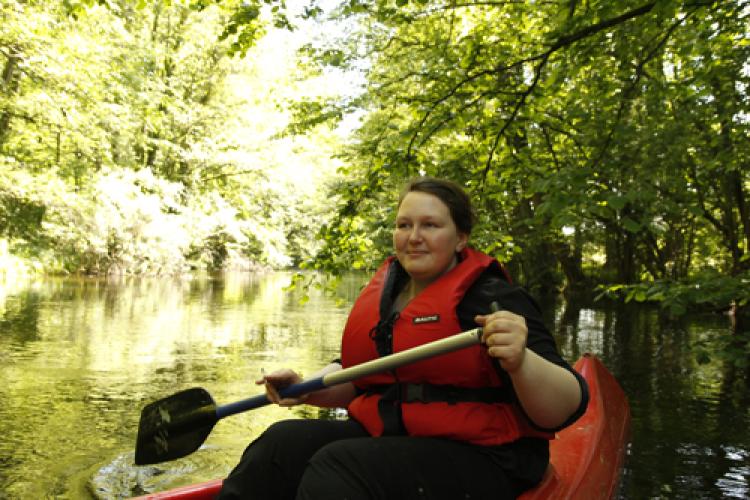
134, 324, 487, 465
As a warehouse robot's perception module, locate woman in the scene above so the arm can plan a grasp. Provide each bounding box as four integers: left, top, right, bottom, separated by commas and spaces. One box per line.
218, 177, 588, 499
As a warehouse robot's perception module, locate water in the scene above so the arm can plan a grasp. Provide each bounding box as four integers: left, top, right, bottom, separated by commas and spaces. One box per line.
0, 273, 747, 499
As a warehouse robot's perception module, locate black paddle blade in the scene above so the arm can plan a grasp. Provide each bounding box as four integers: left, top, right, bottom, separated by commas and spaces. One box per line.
135, 387, 218, 465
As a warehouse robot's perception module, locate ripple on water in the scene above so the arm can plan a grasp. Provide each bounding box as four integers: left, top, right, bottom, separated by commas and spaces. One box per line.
90, 445, 231, 499
715, 446, 749, 499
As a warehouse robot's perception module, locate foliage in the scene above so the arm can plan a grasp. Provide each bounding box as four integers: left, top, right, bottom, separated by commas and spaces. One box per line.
596, 270, 750, 317
278, 0, 748, 310
0, 0, 342, 274
1, 0, 747, 321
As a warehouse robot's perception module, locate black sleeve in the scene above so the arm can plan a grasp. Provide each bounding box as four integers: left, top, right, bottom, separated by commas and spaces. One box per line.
457, 264, 564, 365
457, 264, 589, 431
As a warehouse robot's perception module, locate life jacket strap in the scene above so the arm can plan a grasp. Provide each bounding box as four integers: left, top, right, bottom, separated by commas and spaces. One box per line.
366, 383, 512, 405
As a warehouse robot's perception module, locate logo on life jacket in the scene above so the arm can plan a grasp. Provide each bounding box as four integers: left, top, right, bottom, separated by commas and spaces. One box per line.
412, 314, 440, 325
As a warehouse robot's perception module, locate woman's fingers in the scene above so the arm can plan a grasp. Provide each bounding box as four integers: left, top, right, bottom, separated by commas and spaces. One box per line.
475, 310, 528, 373
256, 368, 306, 406
266, 381, 282, 403
476, 311, 525, 342
486, 333, 524, 356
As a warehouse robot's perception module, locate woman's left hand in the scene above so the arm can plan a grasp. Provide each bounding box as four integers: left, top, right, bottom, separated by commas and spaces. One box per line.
474, 310, 528, 373
256, 368, 309, 407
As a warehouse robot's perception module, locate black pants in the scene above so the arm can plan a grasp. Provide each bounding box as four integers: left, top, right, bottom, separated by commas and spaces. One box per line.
217, 419, 518, 500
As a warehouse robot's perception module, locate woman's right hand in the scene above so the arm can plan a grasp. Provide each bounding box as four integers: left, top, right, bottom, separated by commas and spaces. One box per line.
256, 368, 309, 407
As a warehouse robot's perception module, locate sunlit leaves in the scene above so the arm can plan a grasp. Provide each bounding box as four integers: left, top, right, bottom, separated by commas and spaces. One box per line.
219, 3, 266, 56
0, 0, 344, 274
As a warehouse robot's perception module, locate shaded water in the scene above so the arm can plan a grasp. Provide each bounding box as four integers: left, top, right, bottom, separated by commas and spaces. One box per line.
0, 272, 747, 499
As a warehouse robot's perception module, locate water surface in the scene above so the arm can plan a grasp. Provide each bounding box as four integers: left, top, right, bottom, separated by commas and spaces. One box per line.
0, 273, 747, 498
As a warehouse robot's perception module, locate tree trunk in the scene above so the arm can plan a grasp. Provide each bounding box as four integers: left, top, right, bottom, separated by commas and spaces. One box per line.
518, 239, 562, 294
552, 229, 590, 294
604, 224, 637, 284
0, 48, 22, 148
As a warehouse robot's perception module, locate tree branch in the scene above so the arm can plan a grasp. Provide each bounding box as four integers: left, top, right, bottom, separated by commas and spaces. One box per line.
403, 2, 664, 175
590, 9, 695, 172
482, 52, 549, 182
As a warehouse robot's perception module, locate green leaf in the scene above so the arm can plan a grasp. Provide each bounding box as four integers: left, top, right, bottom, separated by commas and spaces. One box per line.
696, 350, 711, 365
621, 217, 641, 233
607, 195, 627, 211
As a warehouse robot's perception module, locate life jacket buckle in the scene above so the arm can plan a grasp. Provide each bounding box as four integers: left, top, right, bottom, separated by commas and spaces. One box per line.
403, 383, 426, 403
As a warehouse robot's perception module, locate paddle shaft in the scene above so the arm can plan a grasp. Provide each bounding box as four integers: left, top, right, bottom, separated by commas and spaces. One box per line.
216, 327, 483, 419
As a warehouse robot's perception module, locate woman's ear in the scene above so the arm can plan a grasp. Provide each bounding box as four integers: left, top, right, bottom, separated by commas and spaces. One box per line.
456, 233, 468, 252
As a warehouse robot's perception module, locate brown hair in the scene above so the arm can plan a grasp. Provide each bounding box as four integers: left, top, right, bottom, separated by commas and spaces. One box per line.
398, 177, 475, 235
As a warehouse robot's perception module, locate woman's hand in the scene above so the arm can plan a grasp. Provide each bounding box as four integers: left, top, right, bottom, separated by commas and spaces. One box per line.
475, 310, 528, 373
256, 363, 356, 409
256, 368, 308, 407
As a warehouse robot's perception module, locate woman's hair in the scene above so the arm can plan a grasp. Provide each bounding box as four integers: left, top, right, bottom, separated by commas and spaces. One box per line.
398, 177, 475, 235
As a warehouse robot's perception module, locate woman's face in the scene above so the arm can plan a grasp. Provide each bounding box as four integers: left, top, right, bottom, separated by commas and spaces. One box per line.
393, 191, 468, 287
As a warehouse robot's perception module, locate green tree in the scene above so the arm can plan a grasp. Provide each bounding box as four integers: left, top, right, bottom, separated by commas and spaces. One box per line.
0, 0, 343, 274
281, 0, 747, 311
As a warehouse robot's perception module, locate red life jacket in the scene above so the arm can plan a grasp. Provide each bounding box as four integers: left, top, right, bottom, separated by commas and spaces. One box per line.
341, 247, 553, 446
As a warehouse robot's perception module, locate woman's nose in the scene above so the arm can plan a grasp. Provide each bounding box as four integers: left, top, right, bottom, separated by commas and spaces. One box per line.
408, 226, 423, 242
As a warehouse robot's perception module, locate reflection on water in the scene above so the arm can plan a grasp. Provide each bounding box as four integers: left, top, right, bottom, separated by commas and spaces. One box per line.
0, 273, 357, 499
0, 273, 747, 499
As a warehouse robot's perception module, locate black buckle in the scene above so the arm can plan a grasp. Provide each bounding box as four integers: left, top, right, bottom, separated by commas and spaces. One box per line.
403, 383, 426, 403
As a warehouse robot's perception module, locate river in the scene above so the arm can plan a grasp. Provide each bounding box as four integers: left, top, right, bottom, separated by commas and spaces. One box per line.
0, 272, 747, 499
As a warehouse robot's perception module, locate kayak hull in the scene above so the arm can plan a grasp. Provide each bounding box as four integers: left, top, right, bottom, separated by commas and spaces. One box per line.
519, 354, 631, 499
133, 354, 630, 500
133, 479, 223, 500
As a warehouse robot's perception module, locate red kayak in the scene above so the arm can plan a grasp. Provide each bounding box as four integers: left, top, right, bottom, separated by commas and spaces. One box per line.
133, 354, 630, 500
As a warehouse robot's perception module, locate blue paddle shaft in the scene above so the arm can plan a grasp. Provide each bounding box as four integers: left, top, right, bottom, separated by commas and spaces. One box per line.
215, 327, 483, 420
217, 378, 327, 419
